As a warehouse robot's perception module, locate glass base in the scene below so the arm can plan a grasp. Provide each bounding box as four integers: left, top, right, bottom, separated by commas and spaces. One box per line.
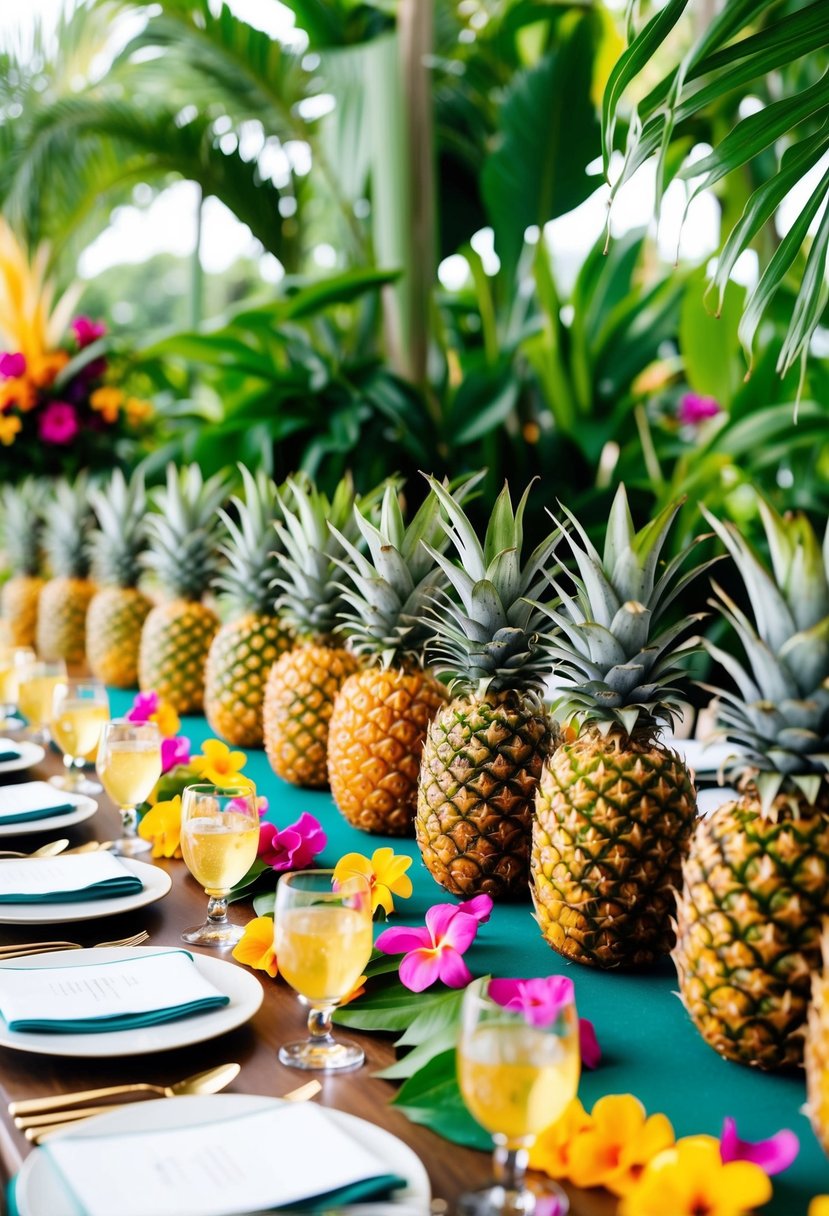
112, 835, 152, 857
181, 920, 245, 950
49, 774, 102, 795
458, 1182, 569, 1216
278, 1038, 365, 1072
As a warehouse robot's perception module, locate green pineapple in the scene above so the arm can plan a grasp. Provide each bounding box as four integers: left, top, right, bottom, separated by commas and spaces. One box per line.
531, 487, 707, 968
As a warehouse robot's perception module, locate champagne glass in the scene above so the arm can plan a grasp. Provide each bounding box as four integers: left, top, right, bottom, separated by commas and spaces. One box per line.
96, 720, 162, 856
0, 646, 35, 731
17, 659, 67, 744
49, 680, 109, 794
274, 869, 373, 1072
456, 979, 581, 1216
180, 784, 260, 949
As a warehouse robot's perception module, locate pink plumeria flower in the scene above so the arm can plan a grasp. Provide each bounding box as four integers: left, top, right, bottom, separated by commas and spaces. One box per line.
578, 1017, 601, 1069
258, 812, 326, 871
0, 352, 26, 378
719, 1116, 799, 1176
71, 316, 107, 347
127, 690, 159, 722
229, 794, 268, 817
489, 976, 575, 1028
375, 895, 494, 992
677, 392, 721, 426
160, 735, 191, 773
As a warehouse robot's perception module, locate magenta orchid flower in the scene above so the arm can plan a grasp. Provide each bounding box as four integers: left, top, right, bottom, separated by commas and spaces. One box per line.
72, 316, 107, 347
160, 735, 191, 773
38, 401, 79, 445
677, 392, 721, 426
578, 1017, 601, 1069
375, 894, 494, 992
127, 690, 159, 722
719, 1117, 799, 1176
489, 976, 575, 1027
258, 812, 326, 871
0, 352, 26, 378
229, 794, 269, 818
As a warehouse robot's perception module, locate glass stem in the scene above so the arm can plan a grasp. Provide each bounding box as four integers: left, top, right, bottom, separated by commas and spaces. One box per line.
493, 1136, 530, 1196
206, 895, 229, 926
307, 1004, 336, 1045
120, 805, 138, 839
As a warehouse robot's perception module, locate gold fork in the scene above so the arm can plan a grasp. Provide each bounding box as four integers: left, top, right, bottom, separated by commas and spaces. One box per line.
0, 930, 149, 960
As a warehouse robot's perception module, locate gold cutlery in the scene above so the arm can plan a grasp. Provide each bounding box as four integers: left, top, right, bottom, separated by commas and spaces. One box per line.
62, 840, 115, 855
10, 1062, 242, 1117
0, 929, 149, 961
0, 839, 70, 860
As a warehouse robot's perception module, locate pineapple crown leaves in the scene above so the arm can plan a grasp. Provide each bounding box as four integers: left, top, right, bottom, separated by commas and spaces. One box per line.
330, 476, 481, 668
214, 465, 284, 616
0, 477, 46, 576
542, 484, 713, 736
420, 476, 558, 696
143, 463, 230, 601
88, 469, 147, 589
42, 475, 95, 580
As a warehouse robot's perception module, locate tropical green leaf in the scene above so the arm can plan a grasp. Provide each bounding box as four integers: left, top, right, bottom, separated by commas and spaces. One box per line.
680, 273, 744, 404
392, 1049, 491, 1151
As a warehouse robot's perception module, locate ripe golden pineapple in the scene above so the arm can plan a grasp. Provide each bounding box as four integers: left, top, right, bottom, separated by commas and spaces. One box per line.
139, 465, 228, 714
36, 477, 97, 665
415, 479, 557, 899
532, 487, 705, 968
262, 476, 363, 788
806, 925, 829, 1155
327, 484, 451, 835
204, 467, 292, 747
673, 502, 829, 1070
86, 470, 152, 687
0, 478, 45, 648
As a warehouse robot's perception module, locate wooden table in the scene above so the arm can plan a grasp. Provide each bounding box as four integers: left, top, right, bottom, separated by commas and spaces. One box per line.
0, 745, 613, 1216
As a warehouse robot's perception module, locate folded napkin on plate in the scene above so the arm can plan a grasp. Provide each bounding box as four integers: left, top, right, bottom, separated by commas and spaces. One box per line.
0, 949, 229, 1033
0, 852, 144, 904
0, 781, 75, 824
0, 738, 21, 763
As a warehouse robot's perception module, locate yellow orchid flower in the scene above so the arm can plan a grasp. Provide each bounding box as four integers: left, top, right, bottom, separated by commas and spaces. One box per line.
0, 415, 21, 446
191, 739, 252, 789
619, 1135, 772, 1216
333, 848, 413, 916
529, 1098, 593, 1180
151, 700, 180, 739
810, 1199, 829, 1216
232, 916, 278, 978
137, 795, 182, 859
567, 1094, 675, 1196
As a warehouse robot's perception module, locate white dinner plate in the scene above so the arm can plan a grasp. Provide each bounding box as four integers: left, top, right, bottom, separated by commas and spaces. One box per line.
664, 736, 734, 775
0, 791, 97, 838
0, 857, 171, 924
15, 1094, 431, 1215
0, 947, 264, 1058
0, 741, 45, 776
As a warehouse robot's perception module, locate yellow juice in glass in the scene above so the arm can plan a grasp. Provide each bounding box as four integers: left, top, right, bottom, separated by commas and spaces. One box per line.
180, 815, 259, 894
98, 741, 162, 806
51, 703, 109, 758
0, 661, 17, 704
18, 675, 61, 729
458, 1024, 580, 1140
277, 906, 372, 1002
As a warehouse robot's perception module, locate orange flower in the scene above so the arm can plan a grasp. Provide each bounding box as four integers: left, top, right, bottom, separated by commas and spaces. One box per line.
0, 415, 22, 446
90, 385, 123, 424
137, 795, 182, 858
619, 1135, 772, 1216
124, 396, 153, 425
28, 350, 68, 387
567, 1094, 675, 1196
810, 1200, 829, 1216
0, 377, 36, 411
191, 739, 253, 789
231, 916, 278, 977
340, 974, 368, 1006
333, 848, 413, 916
529, 1098, 593, 1180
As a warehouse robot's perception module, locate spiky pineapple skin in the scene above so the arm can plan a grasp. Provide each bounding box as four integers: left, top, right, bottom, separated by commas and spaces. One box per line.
328, 666, 447, 836
139, 599, 218, 714
86, 587, 153, 688
36, 577, 96, 664
1, 575, 44, 648
531, 730, 697, 968
416, 692, 552, 899
263, 643, 360, 788
205, 613, 293, 748
806, 928, 829, 1155
673, 795, 829, 1070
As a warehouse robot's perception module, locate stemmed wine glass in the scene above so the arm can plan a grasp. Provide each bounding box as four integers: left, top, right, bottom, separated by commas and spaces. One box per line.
274, 869, 373, 1071
17, 659, 67, 744
49, 679, 109, 793
456, 978, 581, 1216
179, 784, 260, 949
96, 719, 161, 856
0, 646, 35, 731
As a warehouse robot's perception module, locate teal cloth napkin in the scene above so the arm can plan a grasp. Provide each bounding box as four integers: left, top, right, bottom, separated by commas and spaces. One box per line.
0, 797, 74, 824
6, 993, 230, 1033
0, 746, 20, 762
0, 872, 143, 904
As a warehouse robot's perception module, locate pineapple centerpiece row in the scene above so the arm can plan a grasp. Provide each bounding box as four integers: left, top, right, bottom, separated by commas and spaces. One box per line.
37, 476, 97, 665
0, 478, 45, 648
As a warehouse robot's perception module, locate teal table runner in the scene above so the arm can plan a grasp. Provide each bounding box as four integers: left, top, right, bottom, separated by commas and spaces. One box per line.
109, 691, 829, 1214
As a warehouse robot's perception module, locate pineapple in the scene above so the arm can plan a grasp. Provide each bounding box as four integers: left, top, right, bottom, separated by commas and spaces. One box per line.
673, 502, 829, 1070
36, 476, 97, 665
86, 470, 153, 687
204, 467, 292, 747
0, 478, 45, 648
806, 925, 829, 1154
327, 484, 451, 835
531, 487, 707, 968
139, 464, 228, 714
262, 476, 362, 788
415, 479, 557, 899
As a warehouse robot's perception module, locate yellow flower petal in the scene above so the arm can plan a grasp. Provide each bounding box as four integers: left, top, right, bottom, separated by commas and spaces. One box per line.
191, 738, 252, 788
619, 1135, 772, 1216
151, 701, 180, 739
231, 916, 278, 978
137, 795, 182, 859
333, 847, 413, 915
529, 1098, 593, 1180
568, 1095, 674, 1195
809, 1199, 829, 1216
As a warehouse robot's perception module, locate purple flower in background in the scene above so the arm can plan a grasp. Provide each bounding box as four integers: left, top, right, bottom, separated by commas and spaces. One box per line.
38, 401, 78, 445
0, 352, 26, 379
161, 736, 190, 773
71, 316, 106, 347
678, 392, 721, 425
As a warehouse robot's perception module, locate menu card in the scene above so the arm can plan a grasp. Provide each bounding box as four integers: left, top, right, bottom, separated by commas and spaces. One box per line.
0, 853, 143, 903
42, 1103, 408, 1216
0, 781, 75, 824
0, 950, 229, 1033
